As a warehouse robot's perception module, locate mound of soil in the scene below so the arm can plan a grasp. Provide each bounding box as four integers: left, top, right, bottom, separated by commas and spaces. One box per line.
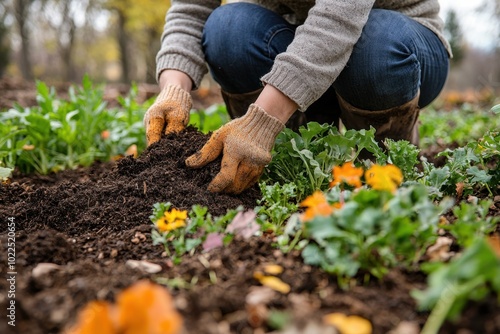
1, 128, 499, 334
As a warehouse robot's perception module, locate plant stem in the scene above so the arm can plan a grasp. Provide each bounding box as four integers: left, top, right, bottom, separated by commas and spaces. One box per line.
421, 277, 483, 334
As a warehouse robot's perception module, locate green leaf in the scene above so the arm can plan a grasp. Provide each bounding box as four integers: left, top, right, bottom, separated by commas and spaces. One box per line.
466, 166, 492, 184
0, 167, 13, 179
491, 104, 500, 114
185, 238, 202, 252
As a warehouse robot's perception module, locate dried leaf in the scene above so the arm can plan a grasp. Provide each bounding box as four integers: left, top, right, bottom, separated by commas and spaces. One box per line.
487, 235, 500, 258
263, 264, 284, 275
426, 236, 455, 261
125, 260, 162, 274
202, 232, 224, 252
125, 144, 138, 158
245, 286, 278, 305
226, 210, 260, 239
323, 313, 372, 334
246, 303, 268, 328
455, 182, 464, 199
255, 275, 290, 294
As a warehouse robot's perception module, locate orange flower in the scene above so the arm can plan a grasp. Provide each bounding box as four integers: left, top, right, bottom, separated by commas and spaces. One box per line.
66, 301, 116, 334
66, 280, 183, 334
101, 130, 111, 140
116, 280, 183, 334
364, 164, 403, 193
300, 191, 341, 222
330, 162, 363, 189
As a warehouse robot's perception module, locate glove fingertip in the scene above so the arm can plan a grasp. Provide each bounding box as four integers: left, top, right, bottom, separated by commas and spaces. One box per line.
165, 122, 185, 135
207, 181, 224, 193
185, 152, 206, 168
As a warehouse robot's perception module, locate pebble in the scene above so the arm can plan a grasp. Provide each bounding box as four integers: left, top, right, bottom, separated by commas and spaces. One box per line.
32, 263, 61, 279
125, 260, 162, 274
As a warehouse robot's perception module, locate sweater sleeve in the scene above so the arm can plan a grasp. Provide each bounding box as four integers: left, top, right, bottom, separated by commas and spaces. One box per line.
261, 0, 376, 111
156, 0, 221, 88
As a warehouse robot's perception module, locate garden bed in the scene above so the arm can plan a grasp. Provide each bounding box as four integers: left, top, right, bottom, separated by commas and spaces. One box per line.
1, 127, 499, 334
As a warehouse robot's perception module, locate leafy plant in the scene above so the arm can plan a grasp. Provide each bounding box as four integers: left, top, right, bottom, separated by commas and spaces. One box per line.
188, 103, 229, 133
383, 139, 422, 181
419, 130, 499, 197
256, 181, 299, 230
491, 104, 500, 114
0, 76, 147, 174
419, 104, 500, 148
264, 122, 383, 201
150, 202, 262, 264
442, 199, 498, 248
413, 238, 500, 334
303, 185, 449, 286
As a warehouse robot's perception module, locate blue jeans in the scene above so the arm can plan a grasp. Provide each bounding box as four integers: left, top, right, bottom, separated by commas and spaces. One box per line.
202, 2, 449, 114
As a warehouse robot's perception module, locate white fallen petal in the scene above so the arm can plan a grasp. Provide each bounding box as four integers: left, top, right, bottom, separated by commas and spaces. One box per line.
125, 260, 162, 274
32, 263, 61, 279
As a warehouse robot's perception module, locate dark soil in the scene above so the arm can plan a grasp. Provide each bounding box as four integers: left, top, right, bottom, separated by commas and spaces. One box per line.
1, 128, 499, 334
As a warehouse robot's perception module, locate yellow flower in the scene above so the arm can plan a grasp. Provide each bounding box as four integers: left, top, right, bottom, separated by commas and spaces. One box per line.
330, 162, 364, 189
156, 208, 188, 232
364, 164, 403, 193
300, 191, 341, 222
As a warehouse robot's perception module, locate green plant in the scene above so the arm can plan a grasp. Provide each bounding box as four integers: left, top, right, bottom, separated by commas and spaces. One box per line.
188, 103, 229, 133
264, 122, 383, 201
492, 104, 500, 114
0, 166, 12, 181
383, 139, 422, 181
256, 181, 299, 229
419, 130, 499, 197
442, 199, 498, 248
0, 76, 147, 174
419, 104, 500, 148
301, 184, 452, 288
150, 202, 263, 264
413, 238, 500, 334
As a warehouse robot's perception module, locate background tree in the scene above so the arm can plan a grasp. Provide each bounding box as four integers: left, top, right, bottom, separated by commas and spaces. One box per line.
0, 2, 10, 77
444, 9, 465, 66
105, 0, 170, 83
14, 0, 34, 80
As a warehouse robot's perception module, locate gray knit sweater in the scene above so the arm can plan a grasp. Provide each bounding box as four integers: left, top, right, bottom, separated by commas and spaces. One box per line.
156, 0, 451, 110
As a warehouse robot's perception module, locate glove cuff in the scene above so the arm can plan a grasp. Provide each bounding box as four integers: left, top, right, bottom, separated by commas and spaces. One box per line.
240, 104, 285, 151
157, 84, 192, 111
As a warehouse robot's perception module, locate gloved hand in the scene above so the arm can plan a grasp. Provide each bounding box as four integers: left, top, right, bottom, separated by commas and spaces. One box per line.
186, 104, 284, 194
143, 84, 192, 146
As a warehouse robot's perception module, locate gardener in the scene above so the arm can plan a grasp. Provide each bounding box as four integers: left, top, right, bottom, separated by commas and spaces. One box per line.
144, 0, 451, 194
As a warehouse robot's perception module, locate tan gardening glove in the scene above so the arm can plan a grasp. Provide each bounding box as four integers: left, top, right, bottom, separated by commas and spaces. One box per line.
185, 104, 284, 194
143, 84, 192, 146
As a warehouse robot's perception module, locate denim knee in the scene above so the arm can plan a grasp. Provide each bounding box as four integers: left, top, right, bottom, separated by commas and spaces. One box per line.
334, 9, 448, 110
202, 3, 296, 93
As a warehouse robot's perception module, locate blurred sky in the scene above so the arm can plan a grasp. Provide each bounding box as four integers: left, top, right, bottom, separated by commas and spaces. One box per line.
439, 0, 497, 50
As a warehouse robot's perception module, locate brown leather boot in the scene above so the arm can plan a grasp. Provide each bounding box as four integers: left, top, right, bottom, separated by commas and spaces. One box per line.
221, 89, 307, 131
337, 91, 421, 146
